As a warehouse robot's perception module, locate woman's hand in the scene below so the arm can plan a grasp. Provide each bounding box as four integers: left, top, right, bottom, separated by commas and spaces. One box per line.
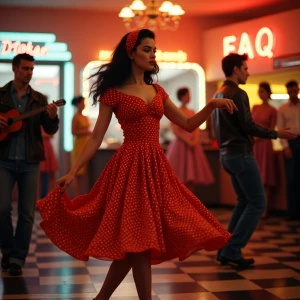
211, 98, 238, 114
56, 173, 75, 193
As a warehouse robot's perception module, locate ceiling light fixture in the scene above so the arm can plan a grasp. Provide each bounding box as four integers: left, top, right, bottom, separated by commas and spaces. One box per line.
118, 0, 185, 31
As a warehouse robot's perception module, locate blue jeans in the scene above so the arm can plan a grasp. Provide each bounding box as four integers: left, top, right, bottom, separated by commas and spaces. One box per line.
0, 160, 39, 267
218, 152, 266, 260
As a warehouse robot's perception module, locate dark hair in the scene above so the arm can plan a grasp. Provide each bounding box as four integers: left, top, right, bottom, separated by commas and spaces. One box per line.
259, 82, 272, 95
286, 80, 298, 88
72, 96, 84, 106
222, 53, 248, 77
89, 29, 159, 105
176, 87, 189, 101
12, 53, 34, 66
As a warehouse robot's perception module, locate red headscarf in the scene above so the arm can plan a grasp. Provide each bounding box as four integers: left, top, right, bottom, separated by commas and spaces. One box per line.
125, 30, 140, 54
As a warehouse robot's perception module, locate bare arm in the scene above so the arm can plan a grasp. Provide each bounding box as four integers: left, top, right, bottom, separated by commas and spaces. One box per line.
58, 103, 113, 191
164, 97, 236, 133
190, 109, 200, 144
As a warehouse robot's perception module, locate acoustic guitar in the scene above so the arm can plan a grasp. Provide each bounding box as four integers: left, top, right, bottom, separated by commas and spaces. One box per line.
0, 99, 66, 141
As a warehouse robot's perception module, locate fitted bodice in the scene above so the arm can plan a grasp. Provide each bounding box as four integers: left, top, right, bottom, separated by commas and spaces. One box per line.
100, 84, 168, 144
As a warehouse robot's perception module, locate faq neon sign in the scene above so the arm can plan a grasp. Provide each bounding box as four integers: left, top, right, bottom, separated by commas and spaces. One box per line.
223, 27, 274, 59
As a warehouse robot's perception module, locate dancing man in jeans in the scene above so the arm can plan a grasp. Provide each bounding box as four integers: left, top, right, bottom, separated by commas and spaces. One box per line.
212, 53, 296, 268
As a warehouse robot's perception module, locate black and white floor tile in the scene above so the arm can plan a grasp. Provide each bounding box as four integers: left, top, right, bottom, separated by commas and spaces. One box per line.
1, 209, 300, 299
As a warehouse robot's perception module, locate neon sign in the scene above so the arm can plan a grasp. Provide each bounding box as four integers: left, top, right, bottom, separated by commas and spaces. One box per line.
1, 40, 48, 56
0, 32, 72, 61
223, 27, 274, 59
156, 50, 187, 62
99, 49, 188, 62
0, 32, 75, 152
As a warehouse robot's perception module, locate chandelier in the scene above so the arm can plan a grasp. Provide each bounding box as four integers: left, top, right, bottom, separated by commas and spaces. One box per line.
118, 0, 185, 31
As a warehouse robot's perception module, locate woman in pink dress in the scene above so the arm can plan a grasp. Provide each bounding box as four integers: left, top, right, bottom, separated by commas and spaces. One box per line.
166, 87, 214, 192
37, 29, 236, 300
252, 82, 277, 218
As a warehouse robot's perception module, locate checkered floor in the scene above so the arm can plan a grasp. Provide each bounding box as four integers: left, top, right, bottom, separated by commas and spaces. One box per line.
1, 209, 300, 300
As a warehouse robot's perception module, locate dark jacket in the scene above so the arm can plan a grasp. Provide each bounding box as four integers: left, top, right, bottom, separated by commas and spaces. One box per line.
0, 81, 59, 163
212, 80, 277, 155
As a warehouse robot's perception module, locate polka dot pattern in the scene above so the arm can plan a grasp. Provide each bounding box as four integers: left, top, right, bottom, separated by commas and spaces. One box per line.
37, 84, 232, 265
125, 30, 140, 54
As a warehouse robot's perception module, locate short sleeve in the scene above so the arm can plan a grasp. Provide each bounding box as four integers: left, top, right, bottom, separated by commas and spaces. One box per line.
98, 89, 118, 108
154, 84, 169, 102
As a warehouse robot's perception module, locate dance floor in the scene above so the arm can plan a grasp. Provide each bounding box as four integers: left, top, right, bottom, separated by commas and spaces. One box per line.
1, 208, 300, 299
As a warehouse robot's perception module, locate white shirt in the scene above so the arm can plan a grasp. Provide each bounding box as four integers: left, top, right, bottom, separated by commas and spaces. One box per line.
277, 99, 300, 149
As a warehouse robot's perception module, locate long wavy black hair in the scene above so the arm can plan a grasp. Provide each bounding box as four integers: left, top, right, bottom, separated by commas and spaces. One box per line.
89, 29, 159, 106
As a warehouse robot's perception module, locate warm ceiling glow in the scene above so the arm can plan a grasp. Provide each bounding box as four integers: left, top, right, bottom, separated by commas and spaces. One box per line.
118, 0, 185, 31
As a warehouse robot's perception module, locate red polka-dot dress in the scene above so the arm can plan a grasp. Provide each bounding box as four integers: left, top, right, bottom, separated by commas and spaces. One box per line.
37, 84, 231, 265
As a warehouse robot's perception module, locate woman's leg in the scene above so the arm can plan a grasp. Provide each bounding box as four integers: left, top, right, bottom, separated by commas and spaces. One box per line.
95, 259, 131, 300
127, 251, 152, 300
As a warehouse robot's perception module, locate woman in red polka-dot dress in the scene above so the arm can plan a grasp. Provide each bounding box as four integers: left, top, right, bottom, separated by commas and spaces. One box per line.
37, 29, 236, 299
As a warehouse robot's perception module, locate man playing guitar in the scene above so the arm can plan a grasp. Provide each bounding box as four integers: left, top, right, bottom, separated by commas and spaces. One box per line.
0, 53, 60, 276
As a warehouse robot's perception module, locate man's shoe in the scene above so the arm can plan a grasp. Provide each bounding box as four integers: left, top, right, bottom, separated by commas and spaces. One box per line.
1, 254, 10, 270
219, 256, 255, 268
9, 263, 22, 276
